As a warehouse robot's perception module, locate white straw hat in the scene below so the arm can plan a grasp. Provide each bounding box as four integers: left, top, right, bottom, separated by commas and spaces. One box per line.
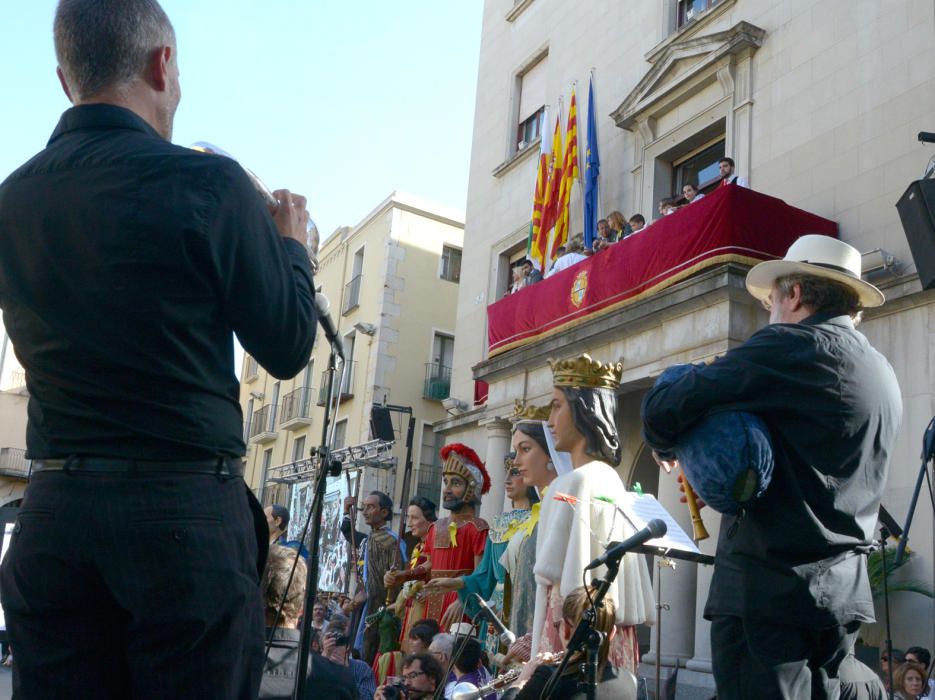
745, 234, 884, 308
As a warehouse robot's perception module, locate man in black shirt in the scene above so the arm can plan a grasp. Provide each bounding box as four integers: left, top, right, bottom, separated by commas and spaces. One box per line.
0, 1, 317, 698
642, 235, 902, 700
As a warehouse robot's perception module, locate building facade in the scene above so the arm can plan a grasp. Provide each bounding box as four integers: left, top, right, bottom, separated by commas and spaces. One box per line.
438, 0, 935, 694
240, 192, 464, 527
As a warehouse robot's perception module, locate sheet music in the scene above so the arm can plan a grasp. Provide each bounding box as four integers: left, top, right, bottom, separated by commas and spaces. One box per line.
617, 492, 702, 555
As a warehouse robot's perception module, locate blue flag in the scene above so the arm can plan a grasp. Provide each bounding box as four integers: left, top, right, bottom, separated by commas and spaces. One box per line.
583, 76, 601, 249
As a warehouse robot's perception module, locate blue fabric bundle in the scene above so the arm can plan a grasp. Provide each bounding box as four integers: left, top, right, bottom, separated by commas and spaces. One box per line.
654, 364, 774, 515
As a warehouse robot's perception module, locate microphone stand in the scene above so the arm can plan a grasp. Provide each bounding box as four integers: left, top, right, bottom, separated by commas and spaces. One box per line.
293, 346, 344, 700
433, 614, 483, 700
894, 414, 935, 567
542, 558, 621, 700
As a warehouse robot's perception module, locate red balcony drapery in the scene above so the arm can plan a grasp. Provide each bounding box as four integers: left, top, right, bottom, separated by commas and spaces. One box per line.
487, 185, 838, 356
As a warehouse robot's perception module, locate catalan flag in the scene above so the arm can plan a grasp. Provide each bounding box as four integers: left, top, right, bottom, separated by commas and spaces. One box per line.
534, 113, 564, 270
527, 107, 551, 272
552, 88, 579, 259
583, 76, 601, 250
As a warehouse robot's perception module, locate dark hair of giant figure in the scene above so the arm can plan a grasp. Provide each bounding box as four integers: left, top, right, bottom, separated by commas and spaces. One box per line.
558, 385, 621, 465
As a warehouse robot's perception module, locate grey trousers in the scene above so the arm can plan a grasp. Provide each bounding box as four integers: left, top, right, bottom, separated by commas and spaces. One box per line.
711, 615, 860, 700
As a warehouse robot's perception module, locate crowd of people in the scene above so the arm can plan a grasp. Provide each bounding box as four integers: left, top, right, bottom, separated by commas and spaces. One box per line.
258, 355, 653, 699
506, 157, 749, 293
880, 647, 935, 699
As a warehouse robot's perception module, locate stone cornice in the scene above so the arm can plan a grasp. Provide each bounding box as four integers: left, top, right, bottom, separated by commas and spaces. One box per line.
611, 21, 766, 133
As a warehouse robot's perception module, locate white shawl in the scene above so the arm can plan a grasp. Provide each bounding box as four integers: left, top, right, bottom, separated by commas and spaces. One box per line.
531, 461, 655, 654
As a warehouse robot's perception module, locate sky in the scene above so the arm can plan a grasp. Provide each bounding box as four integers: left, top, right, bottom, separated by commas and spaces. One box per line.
0, 0, 483, 388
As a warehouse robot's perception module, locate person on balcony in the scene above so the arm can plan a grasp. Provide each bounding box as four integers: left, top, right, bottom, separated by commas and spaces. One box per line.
521, 259, 543, 286
545, 242, 588, 278
719, 157, 749, 188
682, 183, 705, 204
606, 211, 631, 241
627, 214, 646, 234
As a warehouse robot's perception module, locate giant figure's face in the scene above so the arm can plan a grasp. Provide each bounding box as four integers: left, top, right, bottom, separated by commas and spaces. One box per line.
512, 429, 553, 489
548, 388, 582, 453
442, 474, 468, 511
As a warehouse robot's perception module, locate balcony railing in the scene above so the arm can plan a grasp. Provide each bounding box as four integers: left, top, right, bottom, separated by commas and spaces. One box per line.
423, 363, 452, 401
0, 447, 29, 478
342, 274, 362, 314
280, 386, 313, 430
250, 405, 277, 443
317, 362, 357, 405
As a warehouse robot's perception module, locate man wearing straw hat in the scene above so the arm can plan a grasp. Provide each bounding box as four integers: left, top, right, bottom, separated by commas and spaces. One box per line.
642, 235, 902, 700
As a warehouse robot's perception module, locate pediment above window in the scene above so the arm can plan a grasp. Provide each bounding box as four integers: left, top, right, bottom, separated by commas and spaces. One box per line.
612, 21, 765, 135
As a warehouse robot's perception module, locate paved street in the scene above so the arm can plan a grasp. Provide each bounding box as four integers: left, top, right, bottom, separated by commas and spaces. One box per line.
0, 666, 10, 699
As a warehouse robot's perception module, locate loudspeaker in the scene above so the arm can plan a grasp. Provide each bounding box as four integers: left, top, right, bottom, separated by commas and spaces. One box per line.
370, 406, 395, 441
896, 179, 935, 289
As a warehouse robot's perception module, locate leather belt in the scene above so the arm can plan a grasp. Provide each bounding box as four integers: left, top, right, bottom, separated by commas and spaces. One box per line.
30, 456, 244, 477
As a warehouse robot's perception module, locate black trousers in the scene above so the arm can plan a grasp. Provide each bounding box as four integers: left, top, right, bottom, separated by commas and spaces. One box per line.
0, 470, 267, 700
711, 615, 860, 700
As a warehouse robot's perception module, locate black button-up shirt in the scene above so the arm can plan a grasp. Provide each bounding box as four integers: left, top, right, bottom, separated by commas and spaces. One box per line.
0, 105, 316, 460
642, 313, 902, 627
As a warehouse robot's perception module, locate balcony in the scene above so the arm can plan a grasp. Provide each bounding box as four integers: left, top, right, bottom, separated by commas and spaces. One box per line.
249, 405, 277, 444
317, 362, 357, 406
485, 185, 837, 359
279, 387, 313, 430
342, 274, 362, 315
423, 363, 452, 401
0, 447, 29, 479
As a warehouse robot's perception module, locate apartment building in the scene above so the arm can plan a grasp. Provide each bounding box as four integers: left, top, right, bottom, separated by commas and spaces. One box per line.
239, 192, 464, 525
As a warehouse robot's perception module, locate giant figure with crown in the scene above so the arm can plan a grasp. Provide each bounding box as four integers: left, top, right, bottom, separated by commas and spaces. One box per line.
533, 353, 656, 674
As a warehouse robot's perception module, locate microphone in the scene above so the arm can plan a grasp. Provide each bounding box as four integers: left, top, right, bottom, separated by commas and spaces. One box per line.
314, 293, 345, 360
919, 132, 935, 144
584, 519, 667, 571
472, 594, 515, 646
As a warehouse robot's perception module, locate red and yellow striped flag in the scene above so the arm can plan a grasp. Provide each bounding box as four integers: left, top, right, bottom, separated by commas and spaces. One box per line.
528, 109, 553, 272
534, 114, 564, 268
552, 88, 579, 259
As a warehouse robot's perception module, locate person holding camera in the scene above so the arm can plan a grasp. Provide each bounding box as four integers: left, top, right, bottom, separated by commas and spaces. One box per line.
322, 616, 377, 700
375, 653, 446, 700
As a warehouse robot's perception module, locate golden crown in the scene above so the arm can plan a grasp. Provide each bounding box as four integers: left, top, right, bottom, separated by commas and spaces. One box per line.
511, 399, 550, 422
548, 353, 622, 390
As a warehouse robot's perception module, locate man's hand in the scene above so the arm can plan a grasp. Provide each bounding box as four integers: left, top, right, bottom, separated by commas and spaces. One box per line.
384, 570, 400, 588
269, 189, 309, 247
677, 473, 707, 510
344, 496, 357, 515
652, 449, 679, 474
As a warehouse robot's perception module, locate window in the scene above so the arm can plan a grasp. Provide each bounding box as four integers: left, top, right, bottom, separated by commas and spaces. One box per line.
416, 426, 445, 502
673, 138, 725, 198
677, 0, 720, 29
262, 448, 273, 473
343, 248, 364, 314
292, 435, 306, 462
333, 420, 347, 450
244, 398, 254, 441
424, 333, 454, 400
440, 245, 462, 283
515, 56, 547, 152
269, 381, 281, 429
244, 355, 258, 380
